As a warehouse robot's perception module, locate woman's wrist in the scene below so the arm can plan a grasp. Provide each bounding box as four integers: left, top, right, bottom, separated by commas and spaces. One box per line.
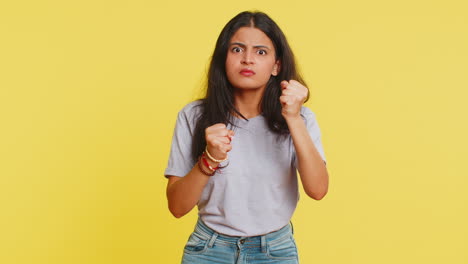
205, 157, 220, 169
197, 155, 216, 176
283, 114, 303, 125
205, 146, 228, 163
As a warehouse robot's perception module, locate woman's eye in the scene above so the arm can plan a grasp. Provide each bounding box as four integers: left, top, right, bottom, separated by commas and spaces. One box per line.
257, 50, 267, 55
232, 47, 242, 53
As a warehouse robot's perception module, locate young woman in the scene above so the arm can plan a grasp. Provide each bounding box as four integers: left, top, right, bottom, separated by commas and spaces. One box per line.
165, 11, 328, 264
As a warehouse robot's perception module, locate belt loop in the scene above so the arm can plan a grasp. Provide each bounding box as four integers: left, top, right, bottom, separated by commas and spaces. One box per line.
261, 235, 267, 253
290, 221, 294, 235
207, 232, 218, 248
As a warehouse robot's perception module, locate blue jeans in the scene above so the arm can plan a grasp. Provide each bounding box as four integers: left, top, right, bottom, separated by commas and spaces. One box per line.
181, 218, 299, 264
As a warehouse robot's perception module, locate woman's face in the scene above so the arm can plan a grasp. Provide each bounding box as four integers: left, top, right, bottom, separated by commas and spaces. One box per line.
225, 27, 280, 92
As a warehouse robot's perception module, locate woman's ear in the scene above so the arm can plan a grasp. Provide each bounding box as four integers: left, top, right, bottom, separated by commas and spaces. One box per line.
272, 60, 281, 76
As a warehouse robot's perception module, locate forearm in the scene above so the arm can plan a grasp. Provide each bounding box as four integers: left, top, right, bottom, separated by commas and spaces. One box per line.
286, 116, 329, 200
166, 165, 212, 218
166, 122, 233, 218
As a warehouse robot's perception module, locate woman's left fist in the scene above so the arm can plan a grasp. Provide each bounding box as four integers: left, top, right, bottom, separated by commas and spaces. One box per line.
279, 80, 308, 119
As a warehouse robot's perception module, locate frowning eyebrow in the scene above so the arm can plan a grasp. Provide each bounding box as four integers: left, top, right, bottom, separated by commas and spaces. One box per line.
230, 42, 271, 50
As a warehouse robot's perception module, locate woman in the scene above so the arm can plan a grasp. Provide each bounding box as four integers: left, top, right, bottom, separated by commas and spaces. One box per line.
165, 10, 328, 263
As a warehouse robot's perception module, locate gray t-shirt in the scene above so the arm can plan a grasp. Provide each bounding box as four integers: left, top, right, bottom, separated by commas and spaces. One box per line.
165, 101, 326, 236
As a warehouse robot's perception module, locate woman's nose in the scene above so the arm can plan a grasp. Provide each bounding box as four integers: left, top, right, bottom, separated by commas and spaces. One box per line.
241, 51, 254, 64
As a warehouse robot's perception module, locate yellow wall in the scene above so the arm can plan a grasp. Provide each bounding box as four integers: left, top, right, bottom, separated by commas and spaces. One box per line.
1, 0, 467, 263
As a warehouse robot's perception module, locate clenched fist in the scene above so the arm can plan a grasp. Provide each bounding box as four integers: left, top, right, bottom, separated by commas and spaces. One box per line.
205, 123, 234, 161
279, 80, 309, 119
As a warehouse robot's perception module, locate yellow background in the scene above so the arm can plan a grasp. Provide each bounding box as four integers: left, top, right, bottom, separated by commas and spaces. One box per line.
1, 0, 467, 263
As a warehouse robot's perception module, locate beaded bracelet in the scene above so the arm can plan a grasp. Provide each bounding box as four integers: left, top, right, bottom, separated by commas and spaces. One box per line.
201, 154, 218, 172
197, 157, 216, 176
202, 152, 229, 170
205, 146, 228, 163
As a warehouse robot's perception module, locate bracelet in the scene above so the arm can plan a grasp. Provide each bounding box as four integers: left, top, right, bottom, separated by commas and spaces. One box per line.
217, 160, 229, 169
205, 146, 228, 163
202, 152, 229, 169
198, 157, 216, 176
201, 153, 218, 171
203, 152, 229, 170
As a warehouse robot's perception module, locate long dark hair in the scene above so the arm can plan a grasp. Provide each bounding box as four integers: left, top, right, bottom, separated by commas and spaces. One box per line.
191, 11, 309, 162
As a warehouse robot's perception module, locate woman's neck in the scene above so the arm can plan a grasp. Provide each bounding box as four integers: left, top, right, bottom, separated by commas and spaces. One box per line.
233, 88, 264, 119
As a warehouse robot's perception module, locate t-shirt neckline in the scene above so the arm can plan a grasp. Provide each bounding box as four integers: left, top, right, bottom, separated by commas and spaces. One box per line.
233, 113, 263, 122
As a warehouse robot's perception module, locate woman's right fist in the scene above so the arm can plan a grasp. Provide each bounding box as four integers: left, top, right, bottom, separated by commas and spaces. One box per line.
205, 123, 234, 161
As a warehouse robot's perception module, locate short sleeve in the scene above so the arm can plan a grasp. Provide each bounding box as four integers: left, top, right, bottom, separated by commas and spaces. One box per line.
294, 107, 327, 167
164, 102, 200, 178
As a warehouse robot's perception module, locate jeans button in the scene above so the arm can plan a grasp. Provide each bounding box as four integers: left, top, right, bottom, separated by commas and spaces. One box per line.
240, 239, 245, 244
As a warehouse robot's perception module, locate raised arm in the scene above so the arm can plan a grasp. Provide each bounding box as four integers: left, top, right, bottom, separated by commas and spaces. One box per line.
280, 80, 329, 200
166, 124, 234, 218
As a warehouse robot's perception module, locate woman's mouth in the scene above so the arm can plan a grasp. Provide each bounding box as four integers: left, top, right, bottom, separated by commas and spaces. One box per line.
240, 69, 255, 76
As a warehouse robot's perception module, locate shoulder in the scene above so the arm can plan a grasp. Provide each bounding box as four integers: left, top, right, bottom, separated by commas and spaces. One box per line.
180, 100, 203, 114
178, 100, 204, 120
173, 100, 204, 132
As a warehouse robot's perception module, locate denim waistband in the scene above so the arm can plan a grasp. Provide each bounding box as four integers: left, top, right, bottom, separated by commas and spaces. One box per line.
193, 218, 294, 249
